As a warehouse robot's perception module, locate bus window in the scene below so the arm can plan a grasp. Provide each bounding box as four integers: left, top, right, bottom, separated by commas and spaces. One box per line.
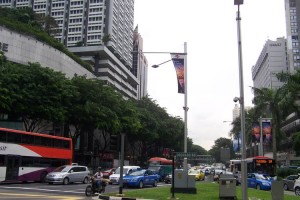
41, 137, 52, 147
0, 155, 4, 166
22, 157, 34, 167
7, 132, 21, 143
34, 136, 41, 145
0, 130, 7, 142
22, 134, 34, 145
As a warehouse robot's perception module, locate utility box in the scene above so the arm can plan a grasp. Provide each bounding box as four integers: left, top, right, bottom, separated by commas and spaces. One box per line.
173, 169, 196, 194
219, 174, 236, 200
271, 181, 284, 200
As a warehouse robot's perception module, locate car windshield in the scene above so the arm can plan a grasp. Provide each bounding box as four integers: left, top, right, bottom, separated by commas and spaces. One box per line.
129, 170, 145, 176
148, 166, 160, 171
188, 170, 199, 174
53, 166, 69, 172
256, 174, 268, 180
115, 168, 129, 174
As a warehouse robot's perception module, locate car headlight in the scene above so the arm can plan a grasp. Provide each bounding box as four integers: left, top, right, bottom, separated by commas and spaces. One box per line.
262, 182, 270, 186
131, 178, 139, 182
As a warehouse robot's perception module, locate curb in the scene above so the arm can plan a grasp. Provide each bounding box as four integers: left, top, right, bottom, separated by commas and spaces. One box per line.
97, 195, 153, 200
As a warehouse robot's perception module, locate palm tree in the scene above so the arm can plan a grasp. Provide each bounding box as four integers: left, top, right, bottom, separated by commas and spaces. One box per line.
251, 87, 284, 162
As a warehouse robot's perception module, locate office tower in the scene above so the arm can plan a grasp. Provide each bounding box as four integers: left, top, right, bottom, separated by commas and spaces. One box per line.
285, 0, 300, 73
251, 37, 288, 89
132, 25, 148, 99
0, 0, 140, 99
233, 104, 240, 121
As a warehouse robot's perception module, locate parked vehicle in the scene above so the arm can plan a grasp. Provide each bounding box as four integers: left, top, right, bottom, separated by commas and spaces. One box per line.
123, 169, 159, 188
247, 173, 272, 190
148, 165, 172, 181
102, 168, 116, 179
283, 174, 299, 191
164, 173, 172, 184
293, 176, 300, 195
85, 176, 108, 196
109, 166, 141, 184
46, 165, 90, 185
188, 169, 205, 181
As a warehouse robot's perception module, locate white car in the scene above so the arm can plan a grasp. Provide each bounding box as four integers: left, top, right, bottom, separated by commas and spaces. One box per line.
294, 177, 300, 196
46, 165, 90, 185
109, 166, 141, 184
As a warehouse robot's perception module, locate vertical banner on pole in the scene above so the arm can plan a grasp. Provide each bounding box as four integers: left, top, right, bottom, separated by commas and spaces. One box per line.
170, 53, 185, 94
262, 121, 272, 145
252, 122, 260, 143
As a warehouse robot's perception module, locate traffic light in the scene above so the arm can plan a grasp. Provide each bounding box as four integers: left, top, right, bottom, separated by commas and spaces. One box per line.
110, 135, 120, 151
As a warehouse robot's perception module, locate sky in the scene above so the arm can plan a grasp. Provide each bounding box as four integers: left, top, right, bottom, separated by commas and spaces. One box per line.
133, 0, 287, 151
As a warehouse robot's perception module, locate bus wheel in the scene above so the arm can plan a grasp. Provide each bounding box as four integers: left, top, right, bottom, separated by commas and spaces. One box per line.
63, 177, 69, 185
40, 172, 48, 183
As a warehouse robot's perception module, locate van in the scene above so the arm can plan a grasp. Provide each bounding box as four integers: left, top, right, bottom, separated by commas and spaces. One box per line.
148, 165, 172, 181
46, 165, 90, 185
109, 166, 141, 184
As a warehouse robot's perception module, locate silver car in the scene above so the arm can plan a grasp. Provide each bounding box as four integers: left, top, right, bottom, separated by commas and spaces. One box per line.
46, 165, 90, 185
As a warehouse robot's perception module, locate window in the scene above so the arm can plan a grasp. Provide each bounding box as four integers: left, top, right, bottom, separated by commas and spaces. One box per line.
7, 132, 21, 143
22, 134, 34, 145
0, 131, 7, 142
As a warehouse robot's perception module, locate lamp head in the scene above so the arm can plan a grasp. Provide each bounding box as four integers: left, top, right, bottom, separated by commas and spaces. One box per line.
234, 0, 243, 5
152, 65, 159, 68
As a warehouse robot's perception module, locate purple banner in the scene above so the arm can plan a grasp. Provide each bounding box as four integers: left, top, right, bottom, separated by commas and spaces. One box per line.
262, 121, 272, 145
171, 54, 185, 94
252, 122, 260, 143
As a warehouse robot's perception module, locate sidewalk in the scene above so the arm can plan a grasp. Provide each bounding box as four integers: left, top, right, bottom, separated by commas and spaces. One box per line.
93, 194, 154, 200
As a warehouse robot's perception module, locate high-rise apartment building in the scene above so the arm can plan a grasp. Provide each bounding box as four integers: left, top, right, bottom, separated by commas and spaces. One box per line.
232, 104, 240, 121
132, 25, 148, 99
0, 0, 146, 100
251, 37, 288, 89
285, 0, 300, 73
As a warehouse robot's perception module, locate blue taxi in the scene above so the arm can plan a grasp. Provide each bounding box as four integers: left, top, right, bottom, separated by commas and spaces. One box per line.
123, 169, 159, 188
247, 173, 272, 190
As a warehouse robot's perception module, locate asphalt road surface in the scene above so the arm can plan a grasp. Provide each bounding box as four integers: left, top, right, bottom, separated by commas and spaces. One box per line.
0, 181, 168, 200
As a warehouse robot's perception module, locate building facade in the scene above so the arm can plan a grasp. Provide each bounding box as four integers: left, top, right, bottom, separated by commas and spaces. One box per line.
0, 0, 142, 99
251, 37, 288, 90
285, 0, 300, 73
132, 25, 148, 99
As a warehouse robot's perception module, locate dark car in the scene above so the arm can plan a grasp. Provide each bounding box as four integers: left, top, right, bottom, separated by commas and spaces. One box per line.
164, 173, 172, 184
102, 168, 116, 179
148, 165, 172, 182
283, 174, 299, 191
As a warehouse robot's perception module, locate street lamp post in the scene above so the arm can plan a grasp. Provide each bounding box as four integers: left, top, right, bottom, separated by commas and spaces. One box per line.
234, 0, 248, 200
147, 43, 188, 171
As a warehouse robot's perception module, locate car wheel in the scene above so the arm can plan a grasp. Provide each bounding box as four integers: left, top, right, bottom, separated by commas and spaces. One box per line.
283, 183, 288, 191
83, 177, 89, 184
256, 184, 261, 190
63, 177, 69, 185
153, 180, 158, 187
139, 181, 144, 189
295, 187, 300, 196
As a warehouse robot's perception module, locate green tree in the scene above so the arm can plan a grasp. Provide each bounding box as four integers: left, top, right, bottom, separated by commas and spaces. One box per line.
0, 62, 74, 131
208, 137, 233, 163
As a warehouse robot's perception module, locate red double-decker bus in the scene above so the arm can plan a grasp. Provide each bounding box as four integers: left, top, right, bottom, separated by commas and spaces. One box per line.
0, 127, 72, 183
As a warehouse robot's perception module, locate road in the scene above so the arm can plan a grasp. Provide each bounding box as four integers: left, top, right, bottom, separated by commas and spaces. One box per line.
0, 182, 168, 200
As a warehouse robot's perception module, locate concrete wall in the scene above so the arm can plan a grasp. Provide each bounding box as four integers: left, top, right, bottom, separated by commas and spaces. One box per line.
0, 26, 95, 79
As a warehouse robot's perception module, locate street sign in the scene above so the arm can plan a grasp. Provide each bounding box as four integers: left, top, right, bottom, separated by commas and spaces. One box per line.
175, 152, 197, 159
